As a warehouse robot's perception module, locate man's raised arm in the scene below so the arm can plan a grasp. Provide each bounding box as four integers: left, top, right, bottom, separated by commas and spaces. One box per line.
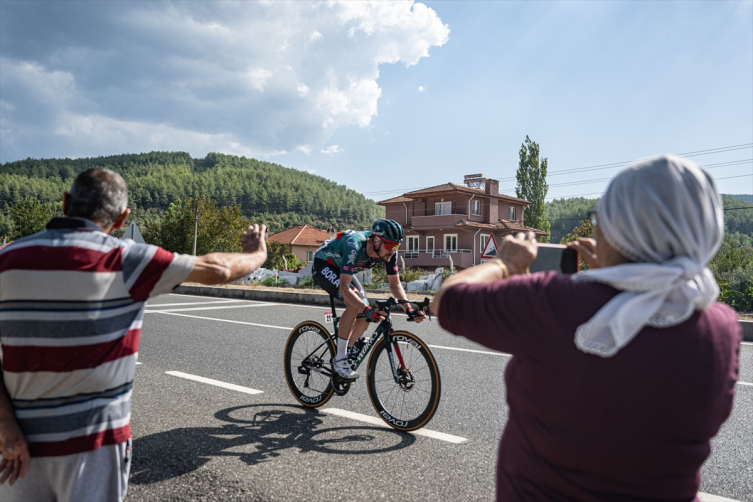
186, 224, 268, 285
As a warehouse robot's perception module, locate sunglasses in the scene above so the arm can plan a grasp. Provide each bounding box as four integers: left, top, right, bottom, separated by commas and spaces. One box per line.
374, 235, 400, 251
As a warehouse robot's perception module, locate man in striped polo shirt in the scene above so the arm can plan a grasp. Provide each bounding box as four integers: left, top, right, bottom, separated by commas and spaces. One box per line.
0, 168, 268, 502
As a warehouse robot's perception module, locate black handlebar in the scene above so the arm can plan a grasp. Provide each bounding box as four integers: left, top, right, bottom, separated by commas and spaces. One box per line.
373, 297, 432, 322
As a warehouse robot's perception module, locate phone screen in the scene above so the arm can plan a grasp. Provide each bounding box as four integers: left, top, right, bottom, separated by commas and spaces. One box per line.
529, 244, 579, 274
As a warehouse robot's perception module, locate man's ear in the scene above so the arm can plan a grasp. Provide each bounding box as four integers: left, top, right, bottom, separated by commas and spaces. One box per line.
112, 208, 131, 230
62, 192, 70, 216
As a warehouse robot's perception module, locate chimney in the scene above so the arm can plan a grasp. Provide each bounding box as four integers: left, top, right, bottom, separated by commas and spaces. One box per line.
485, 179, 499, 196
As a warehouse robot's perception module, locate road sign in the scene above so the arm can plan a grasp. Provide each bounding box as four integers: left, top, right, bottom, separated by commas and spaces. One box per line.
481, 235, 498, 259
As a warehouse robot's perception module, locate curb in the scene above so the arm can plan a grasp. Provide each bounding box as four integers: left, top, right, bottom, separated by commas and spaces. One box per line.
740, 321, 753, 342
173, 285, 431, 309
174, 285, 753, 342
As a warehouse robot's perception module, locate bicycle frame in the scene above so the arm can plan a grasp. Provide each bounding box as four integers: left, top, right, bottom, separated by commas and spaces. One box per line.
300, 297, 408, 384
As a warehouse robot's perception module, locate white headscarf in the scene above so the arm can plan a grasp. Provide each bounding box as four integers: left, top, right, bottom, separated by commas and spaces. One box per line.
572, 155, 724, 357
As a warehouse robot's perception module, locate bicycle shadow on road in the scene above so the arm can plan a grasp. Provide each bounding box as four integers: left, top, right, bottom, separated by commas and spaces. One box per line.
130, 403, 416, 485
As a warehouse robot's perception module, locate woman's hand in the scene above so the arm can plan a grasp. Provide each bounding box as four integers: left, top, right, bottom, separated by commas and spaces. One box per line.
566, 238, 602, 269
499, 231, 538, 275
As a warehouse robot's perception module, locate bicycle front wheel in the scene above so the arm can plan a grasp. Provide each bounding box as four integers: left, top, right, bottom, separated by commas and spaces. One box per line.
284, 321, 336, 408
366, 330, 441, 431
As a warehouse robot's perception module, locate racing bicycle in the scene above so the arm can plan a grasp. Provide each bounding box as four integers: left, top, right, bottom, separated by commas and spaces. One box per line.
283, 296, 441, 432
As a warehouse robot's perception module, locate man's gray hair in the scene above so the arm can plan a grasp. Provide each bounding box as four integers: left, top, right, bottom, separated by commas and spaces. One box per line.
68, 168, 128, 228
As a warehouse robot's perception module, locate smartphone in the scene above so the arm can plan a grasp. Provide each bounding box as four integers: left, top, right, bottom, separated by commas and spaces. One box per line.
529, 244, 579, 274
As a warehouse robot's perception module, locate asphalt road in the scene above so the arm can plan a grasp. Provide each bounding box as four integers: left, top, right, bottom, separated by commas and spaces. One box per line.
127, 294, 753, 502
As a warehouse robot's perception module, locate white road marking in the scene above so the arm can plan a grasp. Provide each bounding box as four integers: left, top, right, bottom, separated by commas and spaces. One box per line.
428, 344, 509, 357
146, 310, 292, 330
146, 299, 246, 307
146, 303, 279, 313
322, 408, 467, 444
741, 341, 752, 346
165, 371, 263, 395
698, 492, 742, 502
737, 381, 753, 387
136, 362, 143, 365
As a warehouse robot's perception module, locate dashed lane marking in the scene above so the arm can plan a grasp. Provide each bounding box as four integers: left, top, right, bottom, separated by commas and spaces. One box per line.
322, 408, 467, 444
737, 381, 752, 387
144, 310, 293, 330
428, 344, 509, 357
146, 299, 246, 308
146, 303, 279, 313
165, 371, 264, 395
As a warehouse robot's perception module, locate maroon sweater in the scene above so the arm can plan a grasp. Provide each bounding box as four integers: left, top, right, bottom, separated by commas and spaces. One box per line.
438, 271, 740, 502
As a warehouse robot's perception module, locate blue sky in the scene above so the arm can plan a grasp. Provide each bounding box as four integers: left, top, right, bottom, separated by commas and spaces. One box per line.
1, 1, 751, 201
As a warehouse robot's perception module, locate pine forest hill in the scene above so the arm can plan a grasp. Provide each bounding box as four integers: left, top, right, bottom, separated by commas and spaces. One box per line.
0, 152, 751, 243
0, 152, 384, 234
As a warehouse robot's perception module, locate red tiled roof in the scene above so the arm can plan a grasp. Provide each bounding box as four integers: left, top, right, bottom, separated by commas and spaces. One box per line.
455, 219, 548, 236
269, 225, 328, 246
377, 195, 414, 204
381, 182, 530, 205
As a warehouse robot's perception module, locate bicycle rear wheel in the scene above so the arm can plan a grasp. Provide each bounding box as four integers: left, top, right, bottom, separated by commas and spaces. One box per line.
284, 321, 336, 408
366, 330, 441, 431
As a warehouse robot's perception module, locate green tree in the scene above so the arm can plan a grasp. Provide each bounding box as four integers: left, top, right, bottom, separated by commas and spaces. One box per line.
516, 136, 551, 242
143, 195, 251, 255
9, 198, 58, 239
263, 240, 305, 271
709, 235, 753, 313
546, 197, 600, 245
558, 217, 594, 271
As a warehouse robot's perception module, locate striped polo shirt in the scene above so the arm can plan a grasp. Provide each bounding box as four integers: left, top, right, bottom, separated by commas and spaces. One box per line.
0, 217, 195, 457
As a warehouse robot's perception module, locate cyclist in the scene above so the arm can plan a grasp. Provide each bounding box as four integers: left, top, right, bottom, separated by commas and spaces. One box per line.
312, 219, 426, 380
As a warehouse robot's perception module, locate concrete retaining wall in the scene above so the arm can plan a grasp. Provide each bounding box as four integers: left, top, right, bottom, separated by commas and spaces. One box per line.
174, 285, 753, 341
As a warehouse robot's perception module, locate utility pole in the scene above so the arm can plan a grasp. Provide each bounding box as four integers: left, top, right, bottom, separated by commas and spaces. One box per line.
192, 203, 199, 255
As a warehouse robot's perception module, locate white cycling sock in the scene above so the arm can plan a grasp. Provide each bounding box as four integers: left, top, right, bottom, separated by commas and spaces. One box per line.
336, 337, 349, 361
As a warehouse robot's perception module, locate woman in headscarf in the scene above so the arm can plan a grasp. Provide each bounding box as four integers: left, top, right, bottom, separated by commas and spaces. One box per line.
434, 155, 741, 501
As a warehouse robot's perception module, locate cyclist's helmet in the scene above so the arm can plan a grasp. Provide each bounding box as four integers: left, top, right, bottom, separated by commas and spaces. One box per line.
370, 219, 404, 244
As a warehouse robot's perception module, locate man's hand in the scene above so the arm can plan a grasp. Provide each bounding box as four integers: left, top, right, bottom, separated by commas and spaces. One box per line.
242, 224, 268, 256
362, 307, 387, 323
499, 231, 538, 275
407, 308, 426, 323
0, 417, 30, 486
566, 238, 601, 269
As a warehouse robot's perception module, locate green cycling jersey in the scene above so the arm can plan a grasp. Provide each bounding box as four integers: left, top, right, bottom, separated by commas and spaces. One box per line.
314, 230, 398, 276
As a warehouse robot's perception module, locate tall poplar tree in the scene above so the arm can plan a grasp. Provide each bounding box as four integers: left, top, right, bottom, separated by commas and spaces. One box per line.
516, 136, 551, 242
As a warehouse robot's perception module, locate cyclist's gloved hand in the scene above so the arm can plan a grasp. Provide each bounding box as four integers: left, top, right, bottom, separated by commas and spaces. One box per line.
362, 307, 385, 323
406, 308, 427, 323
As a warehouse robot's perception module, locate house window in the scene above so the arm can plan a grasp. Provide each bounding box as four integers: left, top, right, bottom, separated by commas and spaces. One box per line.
509, 206, 516, 221
406, 235, 419, 259
435, 201, 452, 215
480, 234, 490, 254
307, 250, 315, 262
426, 236, 435, 258
444, 234, 458, 253
472, 200, 481, 216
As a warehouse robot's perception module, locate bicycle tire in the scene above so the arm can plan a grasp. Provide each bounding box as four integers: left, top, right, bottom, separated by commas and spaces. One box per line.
366, 330, 441, 431
284, 321, 336, 408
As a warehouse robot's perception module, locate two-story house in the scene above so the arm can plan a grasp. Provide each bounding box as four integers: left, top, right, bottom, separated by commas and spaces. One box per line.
378, 177, 547, 270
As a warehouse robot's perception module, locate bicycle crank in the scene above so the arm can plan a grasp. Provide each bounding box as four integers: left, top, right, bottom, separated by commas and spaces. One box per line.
330, 374, 352, 396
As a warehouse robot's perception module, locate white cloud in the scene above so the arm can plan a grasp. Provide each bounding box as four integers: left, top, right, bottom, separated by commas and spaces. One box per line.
0, 1, 449, 162
418, 86, 425, 92
321, 145, 344, 155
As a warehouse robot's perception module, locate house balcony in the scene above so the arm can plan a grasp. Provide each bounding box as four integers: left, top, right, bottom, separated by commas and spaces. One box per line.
398, 249, 474, 270
410, 213, 468, 230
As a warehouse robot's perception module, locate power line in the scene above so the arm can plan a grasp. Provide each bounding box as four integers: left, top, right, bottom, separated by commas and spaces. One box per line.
362, 143, 753, 197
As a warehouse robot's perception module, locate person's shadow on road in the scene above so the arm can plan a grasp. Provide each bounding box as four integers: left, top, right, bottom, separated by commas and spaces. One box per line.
130, 403, 416, 484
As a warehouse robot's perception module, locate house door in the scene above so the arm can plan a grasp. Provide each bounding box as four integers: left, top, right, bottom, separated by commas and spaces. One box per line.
406, 235, 419, 258
426, 236, 435, 258
444, 234, 458, 253
435, 201, 452, 215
